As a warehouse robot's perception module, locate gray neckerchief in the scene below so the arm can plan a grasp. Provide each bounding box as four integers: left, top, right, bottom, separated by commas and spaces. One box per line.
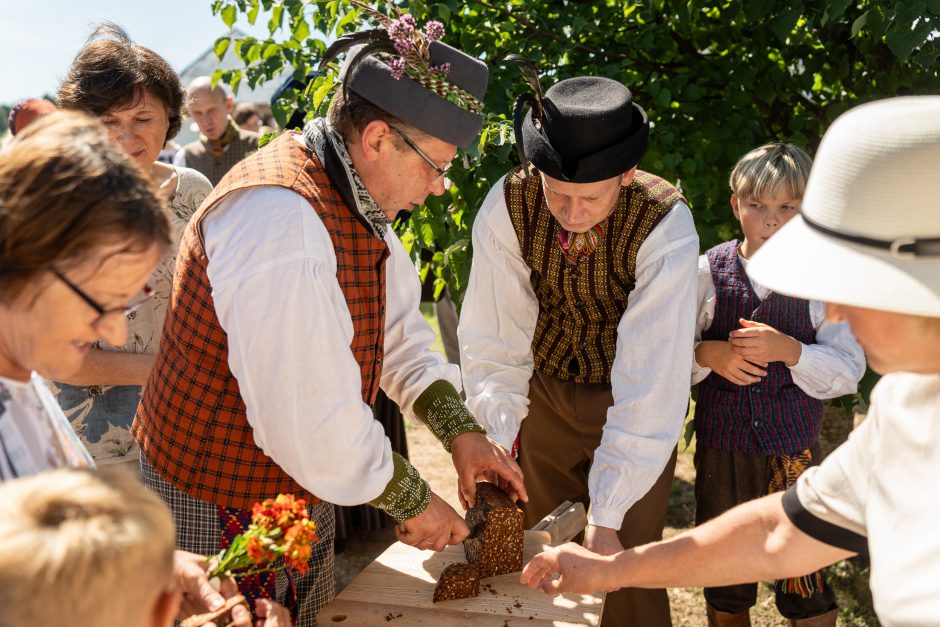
302, 118, 388, 239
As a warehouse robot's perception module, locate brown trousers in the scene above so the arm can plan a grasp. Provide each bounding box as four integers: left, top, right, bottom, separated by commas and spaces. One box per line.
694, 444, 837, 619
518, 370, 677, 627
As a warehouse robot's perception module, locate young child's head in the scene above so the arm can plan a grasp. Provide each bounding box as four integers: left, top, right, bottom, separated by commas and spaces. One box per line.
0, 468, 179, 627
747, 97, 940, 376
729, 142, 813, 257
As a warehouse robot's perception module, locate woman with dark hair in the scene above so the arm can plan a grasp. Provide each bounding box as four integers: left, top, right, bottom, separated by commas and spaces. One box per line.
55, 24, 212, 464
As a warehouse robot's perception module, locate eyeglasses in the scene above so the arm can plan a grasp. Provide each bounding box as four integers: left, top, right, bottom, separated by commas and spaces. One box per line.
53, 270, 154, 328
389, 126, 451, 183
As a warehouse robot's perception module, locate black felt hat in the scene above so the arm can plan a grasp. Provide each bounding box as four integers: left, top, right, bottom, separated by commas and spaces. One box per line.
516, 76, 649, 183
340, 41, 488, 148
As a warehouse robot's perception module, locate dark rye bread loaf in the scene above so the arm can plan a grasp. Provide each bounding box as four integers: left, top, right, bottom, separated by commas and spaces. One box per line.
433, 563, 481, 602
463, 481, 525, 577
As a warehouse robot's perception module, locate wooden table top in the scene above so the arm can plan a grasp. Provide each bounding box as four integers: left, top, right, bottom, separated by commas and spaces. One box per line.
317, 530, 605, 626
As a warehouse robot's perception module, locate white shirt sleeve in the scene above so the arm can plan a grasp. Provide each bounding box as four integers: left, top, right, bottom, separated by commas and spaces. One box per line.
458, 178, 538, 452
788, 302, 866, 399
380, 229, 464, 416
588, 201, 699, 528
793, 399, 877, 537
694, 252, 865, 397
203, 186, 393, 506
172, 148, 187, 168
691, 254, 716, 384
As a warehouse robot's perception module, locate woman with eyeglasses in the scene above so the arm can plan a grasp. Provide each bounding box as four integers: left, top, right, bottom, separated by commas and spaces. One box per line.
53, 24, 212, 464
0, 111, 272, 627
0, 111, 166, 478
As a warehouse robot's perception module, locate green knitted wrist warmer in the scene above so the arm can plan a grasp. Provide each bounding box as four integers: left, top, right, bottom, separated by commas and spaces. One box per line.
412, 379, 486, 453
369, 453, 432, 522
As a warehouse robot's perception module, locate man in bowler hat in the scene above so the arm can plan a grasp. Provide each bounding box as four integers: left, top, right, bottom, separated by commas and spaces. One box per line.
521, 95, 940, 627
133, 16, 526, 625
459, 75, 699, 626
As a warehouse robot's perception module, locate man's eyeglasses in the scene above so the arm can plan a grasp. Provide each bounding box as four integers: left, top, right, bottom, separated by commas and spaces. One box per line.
390, 126, 452, 183
53, 270, 154, 328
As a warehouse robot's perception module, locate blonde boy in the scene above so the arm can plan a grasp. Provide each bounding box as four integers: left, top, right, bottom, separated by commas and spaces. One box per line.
0, 468, 178, 627
690, 143, 865, 624
522, 96, 940, 627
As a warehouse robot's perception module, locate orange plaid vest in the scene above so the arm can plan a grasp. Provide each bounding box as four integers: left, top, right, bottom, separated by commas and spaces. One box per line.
133, 132, 389, 508
505, 167, 682, 383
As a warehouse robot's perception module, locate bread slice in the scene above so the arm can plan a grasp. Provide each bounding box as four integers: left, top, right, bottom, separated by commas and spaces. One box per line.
433, 562, 481, 602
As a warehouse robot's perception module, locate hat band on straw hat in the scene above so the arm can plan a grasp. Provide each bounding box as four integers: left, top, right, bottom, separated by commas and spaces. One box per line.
803, 215, 940, 259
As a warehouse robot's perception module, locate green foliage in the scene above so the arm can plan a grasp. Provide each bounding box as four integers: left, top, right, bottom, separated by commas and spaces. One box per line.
208, 0, 938, 307
829, 556, 880, 625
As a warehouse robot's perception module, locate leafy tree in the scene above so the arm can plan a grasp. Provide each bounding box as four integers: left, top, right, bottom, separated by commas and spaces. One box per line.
0, 104, 10, 135
209, 0, 938, 307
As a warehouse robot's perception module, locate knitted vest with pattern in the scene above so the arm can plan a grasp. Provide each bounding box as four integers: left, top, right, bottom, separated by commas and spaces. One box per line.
133, 133, 389, 508
504, 167, 682, 383
694, 240, 823, 455
182, 129, 259, 186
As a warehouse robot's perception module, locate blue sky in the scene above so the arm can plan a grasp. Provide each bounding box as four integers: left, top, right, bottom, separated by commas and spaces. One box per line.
0, 0, 272, 105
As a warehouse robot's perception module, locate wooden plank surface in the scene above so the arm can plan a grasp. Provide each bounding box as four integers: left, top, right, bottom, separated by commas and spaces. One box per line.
318, 530, 605, 626
532, 501, 588, 545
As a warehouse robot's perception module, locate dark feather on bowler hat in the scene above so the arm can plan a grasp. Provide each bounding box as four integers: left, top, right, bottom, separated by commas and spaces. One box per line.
318, 29, 396, 99
506, 55, 545, 176
506, 54, 543, 119
512, 93, 538, 173
319, 29, 390, 72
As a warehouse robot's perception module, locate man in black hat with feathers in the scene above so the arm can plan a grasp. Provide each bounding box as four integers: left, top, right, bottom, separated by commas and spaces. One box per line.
459, 73, 699, 626
134, 9, 525, 624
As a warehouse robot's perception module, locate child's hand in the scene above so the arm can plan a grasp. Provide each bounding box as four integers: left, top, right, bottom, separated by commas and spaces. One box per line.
254, 599, 293, 626
729, 319, 802, 366
695, 340, 767, 386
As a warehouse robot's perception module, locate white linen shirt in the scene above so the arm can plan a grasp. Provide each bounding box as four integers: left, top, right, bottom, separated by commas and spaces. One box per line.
202, 175, 461, 507
459, 176, 699, 529
692, 252, 866, 397
0, 374, 94, 480
787, 373, 940, 626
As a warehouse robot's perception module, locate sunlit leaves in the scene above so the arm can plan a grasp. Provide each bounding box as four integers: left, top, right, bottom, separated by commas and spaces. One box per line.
206, 0, 938, 308
221, 4, 237, 29
213, 36, 231, 61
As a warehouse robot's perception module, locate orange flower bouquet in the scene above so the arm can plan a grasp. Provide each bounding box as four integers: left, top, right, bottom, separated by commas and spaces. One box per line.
208, 494, 319, 578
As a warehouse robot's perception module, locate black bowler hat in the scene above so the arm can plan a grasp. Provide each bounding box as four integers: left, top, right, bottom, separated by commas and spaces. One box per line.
515, 76, 649, 183
342, 41, 487, 148
318, 8, 488, 149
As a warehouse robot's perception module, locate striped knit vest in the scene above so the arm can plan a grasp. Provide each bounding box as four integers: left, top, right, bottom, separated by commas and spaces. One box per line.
504, 167, 682, 383
182, 129, 259, 186
133, 132, 389, 508
694, 240, 823, 455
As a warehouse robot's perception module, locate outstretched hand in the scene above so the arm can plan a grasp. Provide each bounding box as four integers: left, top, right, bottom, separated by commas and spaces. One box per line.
450, 432, 527, 509
520, 542, 619, 594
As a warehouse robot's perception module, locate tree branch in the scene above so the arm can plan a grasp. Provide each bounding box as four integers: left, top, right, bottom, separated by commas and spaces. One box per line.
474, 0, 672, 73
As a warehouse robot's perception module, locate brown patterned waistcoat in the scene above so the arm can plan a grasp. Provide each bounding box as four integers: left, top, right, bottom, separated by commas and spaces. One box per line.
133, 133, 389, 508
181, 128, 259, 187
505, 167, 682, 383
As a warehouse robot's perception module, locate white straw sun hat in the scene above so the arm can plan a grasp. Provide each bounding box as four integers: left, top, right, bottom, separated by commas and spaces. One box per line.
748, 96, 940, 317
